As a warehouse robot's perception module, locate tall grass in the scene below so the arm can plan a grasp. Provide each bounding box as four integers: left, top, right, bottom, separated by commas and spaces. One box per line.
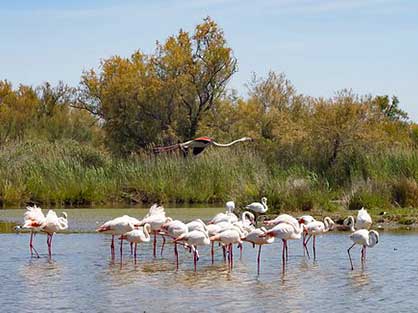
1, 141, 418, 211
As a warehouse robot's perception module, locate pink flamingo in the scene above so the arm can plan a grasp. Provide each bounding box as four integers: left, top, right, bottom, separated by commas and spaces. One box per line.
160, 220, 188, 269
243, 227, 274, 274
119, 224, 151, 263
260, 220, 304, 270
174, 230, 210, 272
96, 215, 138, 259
18, 205, 46, 258
209, 225, 245, 270
40, 210, 68, 258
347, 229, 379, 270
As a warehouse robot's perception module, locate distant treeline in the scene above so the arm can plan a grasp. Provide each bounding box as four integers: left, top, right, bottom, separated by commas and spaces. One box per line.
1, 17, 417, 209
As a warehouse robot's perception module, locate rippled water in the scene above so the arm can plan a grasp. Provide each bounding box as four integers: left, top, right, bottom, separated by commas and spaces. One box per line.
0, 208, 416, 313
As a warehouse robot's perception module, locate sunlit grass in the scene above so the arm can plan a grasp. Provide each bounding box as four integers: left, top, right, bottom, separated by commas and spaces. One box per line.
1, 141, 418, 217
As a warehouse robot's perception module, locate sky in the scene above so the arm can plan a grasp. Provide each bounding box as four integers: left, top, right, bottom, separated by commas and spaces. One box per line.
1, 0, 417, 119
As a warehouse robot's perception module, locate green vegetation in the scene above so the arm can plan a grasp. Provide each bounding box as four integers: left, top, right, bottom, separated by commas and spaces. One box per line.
1, 17, 417, 221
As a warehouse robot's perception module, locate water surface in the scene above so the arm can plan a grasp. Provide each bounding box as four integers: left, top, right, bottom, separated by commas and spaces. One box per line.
0, 208, 415, 313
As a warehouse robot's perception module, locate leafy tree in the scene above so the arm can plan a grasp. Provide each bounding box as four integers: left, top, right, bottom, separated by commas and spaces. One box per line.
79, 17, 237, 154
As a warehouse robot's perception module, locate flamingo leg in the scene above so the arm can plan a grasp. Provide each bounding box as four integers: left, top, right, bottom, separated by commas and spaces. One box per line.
286, 241, 289, 261
223, 245, 226, 262
160, 235, 166, 256
313, 235, 317, 260
211, 241, 214, 264
347, 243, 356, 270
230, 243, 234, 269
304, 234, 312, 259
153, 231, 157, 258
29, 231, 40, 258
47, 234, 53, 259
111, 235, 115, 258
134, 243, 137, 263
120, 237, 123, 260
130, 242, 133, 256
174, 242, 179, 270
302, 232, 306, 256
193, 246, 197, 272
257, 245, 262, 275
239, 243, 243, 260
29, 231, 33, 257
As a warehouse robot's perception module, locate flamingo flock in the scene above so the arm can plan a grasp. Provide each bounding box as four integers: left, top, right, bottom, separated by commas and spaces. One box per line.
14, 200, 379, 272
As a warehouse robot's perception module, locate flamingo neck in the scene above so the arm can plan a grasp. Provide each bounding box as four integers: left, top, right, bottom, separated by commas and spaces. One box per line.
143, 224, 151, 239
211, 137, 250, 147
346, 216, 356, 232
241, 211, 251, 223
367, 231, 378, 247
323, 217, 333, 232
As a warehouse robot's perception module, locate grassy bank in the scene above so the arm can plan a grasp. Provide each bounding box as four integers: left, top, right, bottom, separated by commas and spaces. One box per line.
1, 141, 418, 220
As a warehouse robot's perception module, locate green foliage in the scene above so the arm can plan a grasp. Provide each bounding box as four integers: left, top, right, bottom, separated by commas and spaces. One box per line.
1, 17, 418, 213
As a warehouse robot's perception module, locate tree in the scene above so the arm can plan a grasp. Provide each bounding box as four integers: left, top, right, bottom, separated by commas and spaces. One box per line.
155, 17, 238, 139
78, 17, 238, 154
371, 95, 408, 121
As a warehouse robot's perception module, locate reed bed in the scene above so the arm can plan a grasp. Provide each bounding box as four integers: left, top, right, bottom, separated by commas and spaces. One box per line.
1, 141, 418, 211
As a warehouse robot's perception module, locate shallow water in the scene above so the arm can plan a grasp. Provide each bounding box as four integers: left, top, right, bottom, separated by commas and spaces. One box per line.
0, 208, 416, 313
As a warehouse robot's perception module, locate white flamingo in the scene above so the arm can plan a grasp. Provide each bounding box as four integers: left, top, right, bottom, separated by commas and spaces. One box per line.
303, 217, 335, 259
264, 213, 298, 228
174, 230, 210, 271
298, 215, 316, 255
40, 210, 68, 258
186, 219, 208, 233
208, 201, 238, 224
119, 224, 151, 262
245, 197, 268, 217
18, 205, 46, 258
347, 229, 379, 270
233, 211, 255, 258
161, 220, 188, 269
137, 205, 171, 257
344, 207, 372, 231
243, 227, 274, 274
96, 215, 137, 259
207, 221, 234, 263
260, 221, 304, 269
209, 225, 245, 270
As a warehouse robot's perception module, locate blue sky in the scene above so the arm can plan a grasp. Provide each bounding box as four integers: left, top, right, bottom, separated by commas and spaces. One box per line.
1, 0, 417, 119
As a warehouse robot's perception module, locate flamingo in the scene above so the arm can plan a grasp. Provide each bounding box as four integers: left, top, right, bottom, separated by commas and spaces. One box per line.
264, 213, 299, 227
260, 221, 304, 269
137, 204, 171, 257
302, 217, 335, 259
243, 227, 274, 274
161, 220, 188, 269
119, 224, 151, 262
347, 229, 379, 270
209, 225, 245, 270
207, 221, 233, 263
226, 201, 235, 213
298, 215, 316, 255
344, 207, 372, 230
96, 215, 137, 259
208, 201, 238, 224
17, 205, 46, 258
40, 210, 68, 258
246, 197, 268, 220
174, 230, 210, 271
186, 219, 208, 233
233, 211, 255, 258
153, 136, 253, 156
